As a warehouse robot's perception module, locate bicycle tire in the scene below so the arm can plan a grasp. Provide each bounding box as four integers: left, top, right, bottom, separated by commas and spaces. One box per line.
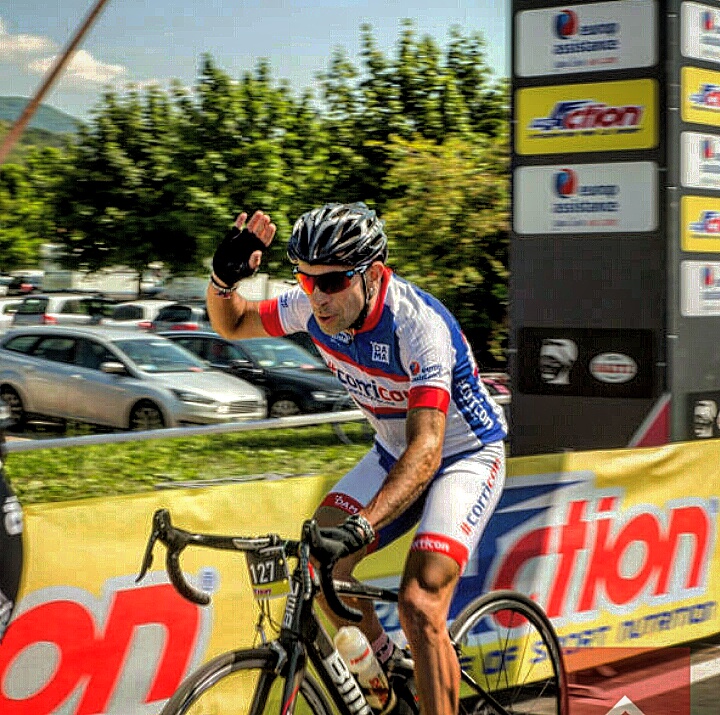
160, 647, 333, 715
449, 590, 569, 715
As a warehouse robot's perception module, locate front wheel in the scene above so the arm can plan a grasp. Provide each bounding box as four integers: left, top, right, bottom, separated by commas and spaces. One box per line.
449, 590, 569, 715
0, 386, 26, 431
160, 648, 332, 715
129, 400, 165, 431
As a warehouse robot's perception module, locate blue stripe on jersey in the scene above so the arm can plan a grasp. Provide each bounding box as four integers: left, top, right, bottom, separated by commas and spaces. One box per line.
399, 278, 507, 445
307, 310, 406, 379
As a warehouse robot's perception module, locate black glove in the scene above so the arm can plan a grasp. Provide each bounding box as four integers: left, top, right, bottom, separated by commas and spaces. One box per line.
212, 225, 268, 286
315, 514, 376, 561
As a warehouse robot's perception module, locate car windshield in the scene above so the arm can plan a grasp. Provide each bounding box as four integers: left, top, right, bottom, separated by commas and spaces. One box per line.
241, 338, 324, 369
114, 338, 207, 373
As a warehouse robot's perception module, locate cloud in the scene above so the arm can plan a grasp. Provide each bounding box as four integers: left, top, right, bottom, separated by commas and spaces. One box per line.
0, 17, 56, 59
0, 17, 127, 86
28, 49, 127, 84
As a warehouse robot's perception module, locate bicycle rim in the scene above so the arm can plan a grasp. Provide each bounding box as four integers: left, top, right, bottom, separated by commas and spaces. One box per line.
160, 648, 332, 715
449, 591, 569, 715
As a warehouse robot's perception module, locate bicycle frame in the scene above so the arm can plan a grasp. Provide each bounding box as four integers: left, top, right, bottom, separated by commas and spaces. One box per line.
272, 561, 389, 715
138, 510, 566, 715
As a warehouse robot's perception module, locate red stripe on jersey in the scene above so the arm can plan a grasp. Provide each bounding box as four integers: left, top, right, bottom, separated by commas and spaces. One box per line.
408, 386, 450, 413
322, 342, 411, 382
411, 532, 469, 570
357, 266, 392, 333
258, 298, 284, 337
354, 398, 406, 416
321, 492, 364, 515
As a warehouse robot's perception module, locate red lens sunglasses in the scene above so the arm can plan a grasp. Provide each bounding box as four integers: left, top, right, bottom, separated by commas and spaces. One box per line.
293, 265, 369, 295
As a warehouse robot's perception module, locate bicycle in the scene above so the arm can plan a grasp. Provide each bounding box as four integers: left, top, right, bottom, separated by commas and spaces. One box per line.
136, 508, 569, 715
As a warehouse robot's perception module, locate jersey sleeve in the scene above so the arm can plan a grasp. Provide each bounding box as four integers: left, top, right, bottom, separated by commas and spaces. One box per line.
258, 286, 313, 337
399, 309, 454, 414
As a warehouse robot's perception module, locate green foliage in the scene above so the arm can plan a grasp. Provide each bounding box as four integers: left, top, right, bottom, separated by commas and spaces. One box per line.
0, 147, 68, 270
3, 20, 510, 364
383, 131, 510, 366
6, 425, 371, 504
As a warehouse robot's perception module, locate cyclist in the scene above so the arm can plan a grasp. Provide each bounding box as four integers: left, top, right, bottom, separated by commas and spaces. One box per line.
207, 204, 508, 715
0, 402, 23, 642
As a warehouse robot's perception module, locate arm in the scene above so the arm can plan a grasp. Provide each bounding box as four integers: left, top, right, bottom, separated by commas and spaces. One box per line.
207, 210, 276, 340
360, 407, 446, 532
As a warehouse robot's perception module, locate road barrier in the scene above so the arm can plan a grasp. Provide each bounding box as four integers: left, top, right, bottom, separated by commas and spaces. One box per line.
4, 408, 367, 453
2, 425, 719, 714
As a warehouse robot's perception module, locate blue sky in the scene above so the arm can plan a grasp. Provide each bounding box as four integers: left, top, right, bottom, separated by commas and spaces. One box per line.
0, 0, 508, 120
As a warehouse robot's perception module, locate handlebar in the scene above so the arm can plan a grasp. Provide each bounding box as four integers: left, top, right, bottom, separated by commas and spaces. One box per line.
136, 508, 363, 622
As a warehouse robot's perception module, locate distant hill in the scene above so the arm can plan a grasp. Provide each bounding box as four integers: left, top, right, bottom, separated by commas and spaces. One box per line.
0, 96, 82, 134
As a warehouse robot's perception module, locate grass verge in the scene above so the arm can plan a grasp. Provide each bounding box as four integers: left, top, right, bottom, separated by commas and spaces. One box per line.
6, 423, 372, 505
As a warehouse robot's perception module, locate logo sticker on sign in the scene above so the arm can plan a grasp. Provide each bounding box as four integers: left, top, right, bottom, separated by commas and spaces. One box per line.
516, 79, 658, 155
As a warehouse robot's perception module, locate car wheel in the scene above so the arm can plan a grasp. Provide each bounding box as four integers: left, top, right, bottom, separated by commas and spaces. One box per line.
129, 401, 165, 431
0, 386, 26, 431
269, 397, 302, 418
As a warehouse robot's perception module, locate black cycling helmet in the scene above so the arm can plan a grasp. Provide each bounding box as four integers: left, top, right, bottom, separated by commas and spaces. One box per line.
287, 202, 388, 267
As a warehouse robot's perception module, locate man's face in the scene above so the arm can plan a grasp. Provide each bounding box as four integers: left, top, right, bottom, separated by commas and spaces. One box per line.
693, 400, 717, 438
295, 261, 368, 335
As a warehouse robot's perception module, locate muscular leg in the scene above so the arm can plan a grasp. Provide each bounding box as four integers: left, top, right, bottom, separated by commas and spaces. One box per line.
398, 549, 461, 715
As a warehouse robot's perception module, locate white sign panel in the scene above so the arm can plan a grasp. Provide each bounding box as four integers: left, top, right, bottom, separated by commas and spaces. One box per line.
682, 2, 720, 64
515, 0, 657, 77
681, 131, 720, 190
681, 261, 720, 316
513, 162, 658, 235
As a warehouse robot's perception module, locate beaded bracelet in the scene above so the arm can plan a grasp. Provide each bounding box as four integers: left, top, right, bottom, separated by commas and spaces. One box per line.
209, 274, 237, 298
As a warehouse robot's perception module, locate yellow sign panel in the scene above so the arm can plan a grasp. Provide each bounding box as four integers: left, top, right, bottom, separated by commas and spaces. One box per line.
681, 66, 720, 127
515, 79, 658, 155
682, 195, 720, 252
4, 437, 720, 712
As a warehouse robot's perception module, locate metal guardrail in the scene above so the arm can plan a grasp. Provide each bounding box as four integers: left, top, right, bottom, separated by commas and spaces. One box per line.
4, 409, 367, 453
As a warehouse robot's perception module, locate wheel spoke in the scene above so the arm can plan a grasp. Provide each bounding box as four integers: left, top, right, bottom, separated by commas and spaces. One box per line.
450, 592, 568, 715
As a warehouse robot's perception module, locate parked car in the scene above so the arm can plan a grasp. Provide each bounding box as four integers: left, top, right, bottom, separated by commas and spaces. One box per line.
284, 331, 323, 360
0, 326, 266, 430
0, 297, 23, 331
161, 332, 353, 418
12, 293, 116, 326
150, 302, 210, 332
0, 275, 13, 296
100, 300, 175, 329
6, 272, 43, 296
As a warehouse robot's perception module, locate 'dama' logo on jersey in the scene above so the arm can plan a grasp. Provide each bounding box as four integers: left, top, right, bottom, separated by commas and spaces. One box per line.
555, 9, 578, 39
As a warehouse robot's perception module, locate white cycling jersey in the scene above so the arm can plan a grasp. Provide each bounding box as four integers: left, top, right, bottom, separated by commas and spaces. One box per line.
259, 266, 508, 459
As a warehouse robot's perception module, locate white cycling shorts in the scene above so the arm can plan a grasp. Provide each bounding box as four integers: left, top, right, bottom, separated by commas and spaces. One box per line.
320, 441, 505, 572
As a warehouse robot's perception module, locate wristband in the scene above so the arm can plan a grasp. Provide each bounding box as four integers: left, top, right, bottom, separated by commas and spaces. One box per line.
210, 274, 237, 298
345, 513, 376, 545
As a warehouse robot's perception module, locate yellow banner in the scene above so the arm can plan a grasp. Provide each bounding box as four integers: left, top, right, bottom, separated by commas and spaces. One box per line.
682, 66, 720, 127
681, 195, 720, 252
515, 79, 658, 155
1, 439, 719, 713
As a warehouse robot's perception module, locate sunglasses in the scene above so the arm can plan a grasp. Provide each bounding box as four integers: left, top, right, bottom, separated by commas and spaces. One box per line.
293, 265, 368, 295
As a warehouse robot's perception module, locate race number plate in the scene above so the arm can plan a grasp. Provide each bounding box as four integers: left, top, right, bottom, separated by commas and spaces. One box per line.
245, 546, 290, 600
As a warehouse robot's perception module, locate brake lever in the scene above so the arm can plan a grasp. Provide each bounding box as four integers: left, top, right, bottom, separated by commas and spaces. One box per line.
135, 509, 169, 583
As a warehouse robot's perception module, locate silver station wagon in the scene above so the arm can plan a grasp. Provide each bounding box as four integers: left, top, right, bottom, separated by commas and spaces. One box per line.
0, 326, 267, 430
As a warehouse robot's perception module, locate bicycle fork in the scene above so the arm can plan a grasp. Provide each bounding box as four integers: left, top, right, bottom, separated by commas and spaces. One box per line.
279, 574, 374, 715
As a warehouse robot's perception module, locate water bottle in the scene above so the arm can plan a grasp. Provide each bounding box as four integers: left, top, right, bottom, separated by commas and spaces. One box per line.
334, 626, 396, 713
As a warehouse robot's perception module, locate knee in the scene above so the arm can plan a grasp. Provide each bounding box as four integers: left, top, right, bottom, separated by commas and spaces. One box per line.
397, 579, 448, 643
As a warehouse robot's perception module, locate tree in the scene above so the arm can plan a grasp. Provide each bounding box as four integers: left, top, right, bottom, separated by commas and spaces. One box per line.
0, 147, 67, 270
55, 87, 230, 279
382, 131, 510, 367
